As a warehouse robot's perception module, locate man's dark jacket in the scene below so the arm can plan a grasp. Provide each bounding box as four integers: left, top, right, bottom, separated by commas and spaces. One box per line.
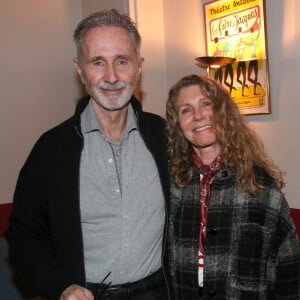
5, 96, 170, 300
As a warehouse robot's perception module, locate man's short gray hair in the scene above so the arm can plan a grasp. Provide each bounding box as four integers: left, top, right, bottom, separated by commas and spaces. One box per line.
73, 9, 141, 58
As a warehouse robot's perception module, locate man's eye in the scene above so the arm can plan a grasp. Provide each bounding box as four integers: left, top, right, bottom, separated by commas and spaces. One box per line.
94, 61, 104, 66
117, 59, 128, 65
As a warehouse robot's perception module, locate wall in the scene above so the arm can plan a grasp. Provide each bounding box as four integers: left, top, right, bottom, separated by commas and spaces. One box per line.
81, 0, 129, 16
1, 0, 300, 211
0, 0, 82, 205
136, 0, 300, 209
131, 0, 168, 114
0, 0, 129, 205
248, 0, 300, 209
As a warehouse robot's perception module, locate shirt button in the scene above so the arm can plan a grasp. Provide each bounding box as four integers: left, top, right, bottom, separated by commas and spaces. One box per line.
208, 289, 216, 296
210, 228, 219, 235
108, 158, 113, 163
115, 188, 120, 193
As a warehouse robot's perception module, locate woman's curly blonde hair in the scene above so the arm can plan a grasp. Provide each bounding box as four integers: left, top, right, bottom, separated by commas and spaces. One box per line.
165, 74, 284, 194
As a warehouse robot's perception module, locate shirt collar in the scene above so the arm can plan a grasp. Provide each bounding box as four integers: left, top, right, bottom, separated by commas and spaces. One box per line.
81, 99, 137, 137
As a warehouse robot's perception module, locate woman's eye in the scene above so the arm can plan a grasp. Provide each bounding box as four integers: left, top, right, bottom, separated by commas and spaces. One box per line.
180, 107, 191, 115
201, 100, 212, 108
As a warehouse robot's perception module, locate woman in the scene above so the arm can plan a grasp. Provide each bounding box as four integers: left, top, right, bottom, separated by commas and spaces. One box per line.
164, 74, 300, 299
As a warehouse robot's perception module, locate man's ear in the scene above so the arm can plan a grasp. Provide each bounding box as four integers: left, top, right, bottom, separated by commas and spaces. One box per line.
137, 57, 144, 79
73, 58, 84, 84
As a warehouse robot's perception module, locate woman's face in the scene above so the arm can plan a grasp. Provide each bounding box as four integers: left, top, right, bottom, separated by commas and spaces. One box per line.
177, 84, 221, 159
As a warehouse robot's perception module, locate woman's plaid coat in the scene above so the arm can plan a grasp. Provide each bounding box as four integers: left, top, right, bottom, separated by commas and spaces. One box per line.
164, 167, 300, 299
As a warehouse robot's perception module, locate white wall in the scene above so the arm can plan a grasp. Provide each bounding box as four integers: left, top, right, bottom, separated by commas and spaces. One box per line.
81, 0, 129, 17
163, 0, 205, 95
0, 0, 130, 205
0, 0, 82, 204
136, 0, 300, 208
248, 0, 300, 208
1, 0, 299, 210
131, 0, 168, 114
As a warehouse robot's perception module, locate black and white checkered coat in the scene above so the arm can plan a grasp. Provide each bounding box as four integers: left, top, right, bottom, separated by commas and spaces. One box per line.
164, 167, 300, 300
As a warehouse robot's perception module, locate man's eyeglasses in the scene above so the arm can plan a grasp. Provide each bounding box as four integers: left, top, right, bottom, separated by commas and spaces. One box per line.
95, 271, 112, 300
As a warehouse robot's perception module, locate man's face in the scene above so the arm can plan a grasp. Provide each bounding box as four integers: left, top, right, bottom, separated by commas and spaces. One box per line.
74, 26, 143, 111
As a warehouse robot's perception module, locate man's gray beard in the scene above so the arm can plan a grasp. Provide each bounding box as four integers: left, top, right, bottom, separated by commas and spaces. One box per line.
93, 82, 135, 111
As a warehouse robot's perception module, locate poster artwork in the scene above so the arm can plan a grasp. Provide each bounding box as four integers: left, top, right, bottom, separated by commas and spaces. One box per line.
204, 0, 270, 114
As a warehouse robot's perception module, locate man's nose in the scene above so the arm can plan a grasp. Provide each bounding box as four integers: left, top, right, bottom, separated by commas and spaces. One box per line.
103, 64, 118, 83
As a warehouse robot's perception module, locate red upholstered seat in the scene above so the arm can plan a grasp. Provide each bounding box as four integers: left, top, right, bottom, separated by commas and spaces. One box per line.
290, 208, 300, 239
0, 203, 13, 237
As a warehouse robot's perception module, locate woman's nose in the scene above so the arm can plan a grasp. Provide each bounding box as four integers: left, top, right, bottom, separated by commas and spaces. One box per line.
193, 107, 205, 121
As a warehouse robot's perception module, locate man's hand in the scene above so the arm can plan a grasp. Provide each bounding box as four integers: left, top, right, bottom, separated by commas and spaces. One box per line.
60, 284, 94, 300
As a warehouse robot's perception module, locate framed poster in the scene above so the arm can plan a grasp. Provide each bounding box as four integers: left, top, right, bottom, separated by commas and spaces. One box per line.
203, 0, 270, 115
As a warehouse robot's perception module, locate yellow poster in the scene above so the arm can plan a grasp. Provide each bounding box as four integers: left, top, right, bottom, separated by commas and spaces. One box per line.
203, 0, 270, 115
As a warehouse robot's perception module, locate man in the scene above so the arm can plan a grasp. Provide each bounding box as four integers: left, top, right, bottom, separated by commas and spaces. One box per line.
5, 10, 169, 300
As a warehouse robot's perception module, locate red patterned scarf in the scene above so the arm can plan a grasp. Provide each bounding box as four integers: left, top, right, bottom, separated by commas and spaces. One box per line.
193, 153, 222, 253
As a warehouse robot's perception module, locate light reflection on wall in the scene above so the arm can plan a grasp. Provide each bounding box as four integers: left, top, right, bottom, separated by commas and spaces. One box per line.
282, 0, 299, 56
